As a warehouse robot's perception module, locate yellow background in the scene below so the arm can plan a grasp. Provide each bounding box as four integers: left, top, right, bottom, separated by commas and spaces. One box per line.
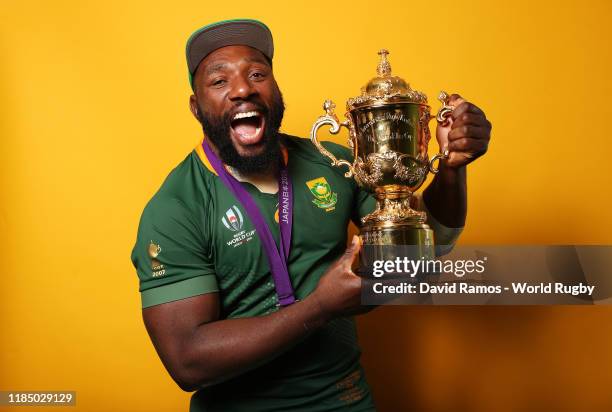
1, 0, 611, 411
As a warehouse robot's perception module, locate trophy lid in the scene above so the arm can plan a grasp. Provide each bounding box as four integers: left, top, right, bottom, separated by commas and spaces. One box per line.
347, 49, 428, 110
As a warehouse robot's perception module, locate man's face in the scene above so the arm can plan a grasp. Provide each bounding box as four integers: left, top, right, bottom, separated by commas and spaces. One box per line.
190, 45, 285, 174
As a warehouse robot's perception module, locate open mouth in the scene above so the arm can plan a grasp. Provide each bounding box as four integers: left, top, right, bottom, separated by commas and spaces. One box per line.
230, 111, 265, 146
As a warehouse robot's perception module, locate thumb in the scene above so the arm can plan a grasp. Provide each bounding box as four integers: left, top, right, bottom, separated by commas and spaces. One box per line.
342, 235, 361, 268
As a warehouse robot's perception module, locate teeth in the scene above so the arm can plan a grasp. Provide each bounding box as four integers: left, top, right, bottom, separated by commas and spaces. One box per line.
233, 111, 260, 120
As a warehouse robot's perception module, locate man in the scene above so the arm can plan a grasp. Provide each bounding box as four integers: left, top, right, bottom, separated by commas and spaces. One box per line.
131, 19, 491, 412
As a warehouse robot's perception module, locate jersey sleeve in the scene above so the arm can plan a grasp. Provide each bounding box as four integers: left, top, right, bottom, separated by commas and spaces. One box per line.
131, 196, 218, 308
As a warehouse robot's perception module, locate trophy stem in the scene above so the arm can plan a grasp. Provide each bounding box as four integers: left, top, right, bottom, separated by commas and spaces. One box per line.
358, 223, 435, 278
361, 188, 426, 228
359, 189, 435, 276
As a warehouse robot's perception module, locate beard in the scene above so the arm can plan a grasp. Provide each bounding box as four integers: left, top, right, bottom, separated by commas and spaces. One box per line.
197, 90, 285, 175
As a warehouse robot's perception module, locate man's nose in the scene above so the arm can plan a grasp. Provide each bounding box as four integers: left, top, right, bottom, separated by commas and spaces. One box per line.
228, 76, 256, 101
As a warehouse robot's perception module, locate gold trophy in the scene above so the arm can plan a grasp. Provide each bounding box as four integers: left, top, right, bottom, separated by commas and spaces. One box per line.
310, 49, 454, 268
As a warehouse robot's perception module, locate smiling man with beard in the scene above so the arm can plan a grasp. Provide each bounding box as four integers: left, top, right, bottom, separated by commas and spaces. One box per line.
131, 19, 491, 412
194, 70, 285, 175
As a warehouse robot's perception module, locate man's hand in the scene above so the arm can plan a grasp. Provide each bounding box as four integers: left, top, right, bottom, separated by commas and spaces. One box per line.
311, 235, 369, 319
423, 94, 491, 228
435, 94, 492, 168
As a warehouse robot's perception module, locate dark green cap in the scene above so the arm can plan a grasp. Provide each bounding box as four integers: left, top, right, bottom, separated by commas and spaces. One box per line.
185, 19, 274, 89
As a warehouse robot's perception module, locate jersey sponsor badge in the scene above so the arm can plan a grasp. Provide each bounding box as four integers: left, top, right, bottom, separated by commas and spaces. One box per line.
306, 177, 337, 211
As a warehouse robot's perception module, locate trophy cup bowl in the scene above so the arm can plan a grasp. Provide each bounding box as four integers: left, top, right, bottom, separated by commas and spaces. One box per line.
310, 49, 454, 273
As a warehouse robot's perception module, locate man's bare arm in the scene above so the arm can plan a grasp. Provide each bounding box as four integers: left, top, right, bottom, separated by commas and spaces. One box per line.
423, 164, 467, 228
142, 236, 364, 391
423, 95, 491, 227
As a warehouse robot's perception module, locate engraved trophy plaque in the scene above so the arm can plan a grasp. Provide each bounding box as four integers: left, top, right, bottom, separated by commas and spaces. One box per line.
310, 49, 454, 271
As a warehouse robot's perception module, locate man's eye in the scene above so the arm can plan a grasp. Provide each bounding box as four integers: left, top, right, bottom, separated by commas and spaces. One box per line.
212, 79, 226, 86
251, 72, 266, 79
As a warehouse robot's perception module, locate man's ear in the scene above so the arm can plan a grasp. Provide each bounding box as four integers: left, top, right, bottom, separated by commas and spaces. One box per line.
189, 94, 199, 121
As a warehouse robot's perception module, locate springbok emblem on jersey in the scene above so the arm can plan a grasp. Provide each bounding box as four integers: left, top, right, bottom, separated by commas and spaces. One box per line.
222, 206, 244, 232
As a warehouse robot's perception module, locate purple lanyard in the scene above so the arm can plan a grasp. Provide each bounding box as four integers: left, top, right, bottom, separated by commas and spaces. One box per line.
202, 139, 296, 307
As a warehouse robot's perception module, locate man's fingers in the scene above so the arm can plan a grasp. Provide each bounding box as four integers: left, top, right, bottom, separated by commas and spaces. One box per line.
447, 137, 489, 153
436, 95, 491, 167
450, 112, 490, 129
451, 101, 485, 120
448, 125, 490, 142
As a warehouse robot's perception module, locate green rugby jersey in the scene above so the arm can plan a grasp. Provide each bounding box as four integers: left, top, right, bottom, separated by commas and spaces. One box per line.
132, 134, 377, 412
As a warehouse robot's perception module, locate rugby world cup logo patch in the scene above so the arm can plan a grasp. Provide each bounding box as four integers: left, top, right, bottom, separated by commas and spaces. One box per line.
222, 206, 244, 232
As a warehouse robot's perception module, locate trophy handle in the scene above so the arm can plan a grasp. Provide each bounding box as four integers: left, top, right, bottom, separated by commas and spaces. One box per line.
428, 91, 455, 173
435, 91, 454, 124
310, 100, 356, 178
429, 150, 450, 174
